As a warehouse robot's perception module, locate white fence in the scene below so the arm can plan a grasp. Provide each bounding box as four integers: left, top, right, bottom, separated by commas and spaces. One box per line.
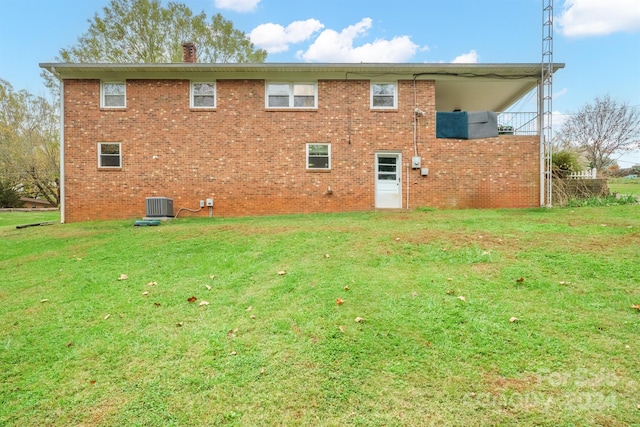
568, 168, 597, 179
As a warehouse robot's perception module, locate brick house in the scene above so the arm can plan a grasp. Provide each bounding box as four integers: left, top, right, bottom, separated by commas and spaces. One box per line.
41, 56, 563, 223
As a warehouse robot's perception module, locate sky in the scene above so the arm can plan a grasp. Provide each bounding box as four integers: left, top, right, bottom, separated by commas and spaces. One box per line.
1, 0, 639, 166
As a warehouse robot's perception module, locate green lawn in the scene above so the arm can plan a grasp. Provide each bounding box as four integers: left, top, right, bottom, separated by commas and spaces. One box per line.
608, 177, 640, 196
1, 207, 639, 426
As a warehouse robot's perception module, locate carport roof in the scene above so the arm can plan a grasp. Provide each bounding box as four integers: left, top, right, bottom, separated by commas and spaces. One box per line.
40, 62, 564, 112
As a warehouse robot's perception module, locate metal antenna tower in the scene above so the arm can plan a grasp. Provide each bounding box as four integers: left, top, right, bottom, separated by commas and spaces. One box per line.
540, 0, 554, 206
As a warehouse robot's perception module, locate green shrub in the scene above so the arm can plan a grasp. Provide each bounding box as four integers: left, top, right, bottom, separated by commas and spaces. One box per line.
566, 193, 638, 207
0, 181, 23, 208
552, 150, 582, 178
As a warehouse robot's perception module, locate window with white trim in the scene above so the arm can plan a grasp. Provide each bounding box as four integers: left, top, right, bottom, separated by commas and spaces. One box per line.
370, 82, 397, 109
101, 82, 126, 108
191, 82, 216, 108
306, 143, 330, 170
98, 143, 122, 168
266, 82, 317, 108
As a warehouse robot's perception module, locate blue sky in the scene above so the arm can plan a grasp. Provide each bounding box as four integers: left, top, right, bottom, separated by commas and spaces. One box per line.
1, 0, 639, 165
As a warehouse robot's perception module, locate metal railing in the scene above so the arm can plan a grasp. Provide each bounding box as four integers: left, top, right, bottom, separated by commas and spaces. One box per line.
497, 112, 539, 136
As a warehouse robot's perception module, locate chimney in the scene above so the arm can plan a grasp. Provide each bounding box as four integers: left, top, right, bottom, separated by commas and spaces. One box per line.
182, 42, 196, 63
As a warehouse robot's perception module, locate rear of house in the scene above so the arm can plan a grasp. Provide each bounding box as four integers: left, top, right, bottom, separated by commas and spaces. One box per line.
41, 61, 563, 223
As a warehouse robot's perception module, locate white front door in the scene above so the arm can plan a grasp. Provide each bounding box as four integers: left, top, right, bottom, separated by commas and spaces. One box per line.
375, 153, 402, 208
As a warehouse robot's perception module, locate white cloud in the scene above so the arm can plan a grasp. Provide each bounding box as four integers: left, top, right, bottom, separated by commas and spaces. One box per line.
558, 0, 640, 37
214, 0, 261, 13
451, 50, 479, 63
249, 19, 324, 54
553, 88, 568, 98
297, 18, 420, 62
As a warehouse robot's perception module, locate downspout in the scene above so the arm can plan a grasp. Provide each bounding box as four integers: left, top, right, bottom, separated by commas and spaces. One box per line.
538, 79, 544, 207
56, 69, 65, 224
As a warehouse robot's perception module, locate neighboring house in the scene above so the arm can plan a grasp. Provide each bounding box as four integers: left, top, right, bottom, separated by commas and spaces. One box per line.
41, 53, 563, 223
19, 197, 53, 209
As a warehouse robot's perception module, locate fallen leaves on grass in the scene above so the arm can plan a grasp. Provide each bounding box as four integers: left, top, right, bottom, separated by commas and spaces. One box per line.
146, 281, 157, 286
250, 314, 256, 319
176, 322, 184, 327
227, 328, 238, 338
559, 281, 571, 285
457, 296, 466, 301
446, 289, 455, 295
118, 274, 128, 281
205, 284, 211, 290
104, 314, 110, 320
277, 270, 286, 275
516, 277, 525, 283
66, 342, 73, 347
199, 300, 209, 306
344, 286, 350, 291
153, 302, 161, 307
187, 296, 197, 303
631, 304, 640, 311
246, 306, 253, 311
509, 317, 520, 323
339, 325, 345, 333
336, 298, 344, 305
209, 274, 216, 279
142, 291, 149, 296
230, 351, 237, 356
40, 299, 49, 303
324, 254, 330, 258
355, 317, 365, 323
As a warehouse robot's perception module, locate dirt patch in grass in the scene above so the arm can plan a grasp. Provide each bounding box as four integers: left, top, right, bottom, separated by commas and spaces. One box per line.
482, 371, 539, 394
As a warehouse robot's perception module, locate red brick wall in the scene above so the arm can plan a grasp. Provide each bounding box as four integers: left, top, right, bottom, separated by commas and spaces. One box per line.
62, 78, 540, 222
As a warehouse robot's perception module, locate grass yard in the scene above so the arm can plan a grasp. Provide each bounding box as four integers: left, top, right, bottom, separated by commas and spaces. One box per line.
608, 178, 640, 197
1, 207, 639, 426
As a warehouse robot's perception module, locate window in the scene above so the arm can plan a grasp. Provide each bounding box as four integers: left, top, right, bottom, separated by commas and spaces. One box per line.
371, 82, 397, 109
267, 83, 317, 108
101, 82, 126, 108
191, 82, 216, 108
307, 143, 330, 170
98, 143, 121, 168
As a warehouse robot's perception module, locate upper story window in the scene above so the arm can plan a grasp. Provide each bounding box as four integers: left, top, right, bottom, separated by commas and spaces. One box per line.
266, 82, 317, 109
98, 143, 122, 168
191, 82, 216, 108
101, 82, 126, 108
371, 82, 397, 109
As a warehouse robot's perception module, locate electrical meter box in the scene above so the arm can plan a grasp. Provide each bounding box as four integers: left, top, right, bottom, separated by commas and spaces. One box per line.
411, 156, 422, 169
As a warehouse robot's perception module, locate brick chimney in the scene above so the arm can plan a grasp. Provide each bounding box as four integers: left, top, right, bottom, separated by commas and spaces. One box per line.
182, 42, 196, 63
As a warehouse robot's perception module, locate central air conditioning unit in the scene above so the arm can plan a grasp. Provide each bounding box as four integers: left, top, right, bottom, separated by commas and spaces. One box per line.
145, 197, 174, 217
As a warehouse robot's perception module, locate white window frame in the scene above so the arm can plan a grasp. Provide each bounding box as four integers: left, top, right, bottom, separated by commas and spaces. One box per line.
370, 82, 398, 109
306, 143, 331, 170
101, 81, 126, 108
266, 82, 318, 109
98, 143, 122, 168
190, 81, 216, 108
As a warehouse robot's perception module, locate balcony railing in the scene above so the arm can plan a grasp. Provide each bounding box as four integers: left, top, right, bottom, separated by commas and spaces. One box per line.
497, 112, 538, 136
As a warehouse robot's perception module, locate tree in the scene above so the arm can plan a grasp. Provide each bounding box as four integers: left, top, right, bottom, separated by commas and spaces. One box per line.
0, 80, 59, 206
556, 95, 640, 171
43, 0, 267, 95
61, 0, 265, 63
